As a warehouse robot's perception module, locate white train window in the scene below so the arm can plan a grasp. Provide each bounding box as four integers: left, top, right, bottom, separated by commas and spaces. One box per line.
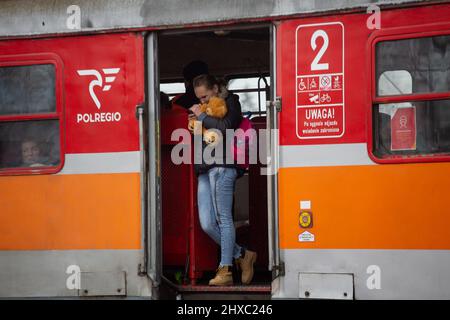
378, 70, 412, 96
161, 76, 270, 115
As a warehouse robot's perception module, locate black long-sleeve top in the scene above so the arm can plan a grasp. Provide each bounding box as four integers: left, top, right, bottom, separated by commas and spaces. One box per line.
194, 93, 243, 175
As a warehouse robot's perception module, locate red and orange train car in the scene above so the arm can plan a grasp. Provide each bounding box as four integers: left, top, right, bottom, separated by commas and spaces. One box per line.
0, 0, 449, 299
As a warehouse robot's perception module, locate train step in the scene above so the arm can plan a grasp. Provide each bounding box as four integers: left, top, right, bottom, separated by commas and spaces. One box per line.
160, 276, 271, 299
173, 284, 271, 300
175, 283, 271, 293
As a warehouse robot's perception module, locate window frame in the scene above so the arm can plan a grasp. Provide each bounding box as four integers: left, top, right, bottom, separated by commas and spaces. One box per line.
0, 53, 65, 175
226, 74, 270, 116
368, 22, 450, 164
161, 73, 271, 116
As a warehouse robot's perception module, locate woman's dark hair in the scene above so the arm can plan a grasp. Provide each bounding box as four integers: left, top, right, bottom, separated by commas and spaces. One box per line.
183, 60, 209, 83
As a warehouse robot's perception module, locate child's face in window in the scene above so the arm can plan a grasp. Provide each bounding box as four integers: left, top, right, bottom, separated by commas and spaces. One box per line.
22, 141, 41, 165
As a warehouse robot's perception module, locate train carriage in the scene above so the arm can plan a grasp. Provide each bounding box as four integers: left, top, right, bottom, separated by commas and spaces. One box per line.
0, 0, 449, 299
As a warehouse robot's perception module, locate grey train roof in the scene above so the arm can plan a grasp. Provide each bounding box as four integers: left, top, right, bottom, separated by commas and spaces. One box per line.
0, 0, 442, 38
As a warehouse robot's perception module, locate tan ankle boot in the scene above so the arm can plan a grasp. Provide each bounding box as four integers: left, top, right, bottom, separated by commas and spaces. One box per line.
209, 266, 233, 286
236, 250, 257, 285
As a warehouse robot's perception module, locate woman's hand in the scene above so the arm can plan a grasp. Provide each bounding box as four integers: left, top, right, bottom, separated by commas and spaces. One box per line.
189, 104, 202, 117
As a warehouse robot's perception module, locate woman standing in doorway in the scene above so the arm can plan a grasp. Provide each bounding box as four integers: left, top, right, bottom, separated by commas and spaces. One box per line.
189, 74, 257, 286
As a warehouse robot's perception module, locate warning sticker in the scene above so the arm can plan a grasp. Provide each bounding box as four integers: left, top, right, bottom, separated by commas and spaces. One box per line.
296, 22, 345, 139
298, 231, 315, 242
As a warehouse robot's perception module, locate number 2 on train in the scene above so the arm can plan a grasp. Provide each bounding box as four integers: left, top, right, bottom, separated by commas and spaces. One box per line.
310, 29, 329, 71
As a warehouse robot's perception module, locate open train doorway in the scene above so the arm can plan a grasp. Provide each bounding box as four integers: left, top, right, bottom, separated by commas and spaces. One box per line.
157, 24, 273, 299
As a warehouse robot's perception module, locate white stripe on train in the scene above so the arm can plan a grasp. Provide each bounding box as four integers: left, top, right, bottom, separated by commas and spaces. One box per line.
279, 143, 376, 168
58, 151, 140, 175
58, 143, 375, 175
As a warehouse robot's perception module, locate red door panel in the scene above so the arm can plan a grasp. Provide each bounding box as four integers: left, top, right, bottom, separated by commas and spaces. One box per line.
276, 3, 450, 147
0, 33, 144, 154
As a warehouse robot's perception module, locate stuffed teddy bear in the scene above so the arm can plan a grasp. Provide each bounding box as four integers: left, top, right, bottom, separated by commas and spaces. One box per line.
188, 96, 228, 144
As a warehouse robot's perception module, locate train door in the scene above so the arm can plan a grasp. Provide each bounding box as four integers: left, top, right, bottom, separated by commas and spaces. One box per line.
274, 3, 450, 300
261, 21, 350, 300
272, 16, 351, 299
155, 25, 274, 299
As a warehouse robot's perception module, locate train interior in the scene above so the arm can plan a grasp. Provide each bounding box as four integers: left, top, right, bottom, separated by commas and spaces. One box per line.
158, 25, 272, 298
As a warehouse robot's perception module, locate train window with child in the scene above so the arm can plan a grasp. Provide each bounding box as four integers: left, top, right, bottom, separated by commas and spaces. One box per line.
0, 60, 63, 173
372, 33, 450, 161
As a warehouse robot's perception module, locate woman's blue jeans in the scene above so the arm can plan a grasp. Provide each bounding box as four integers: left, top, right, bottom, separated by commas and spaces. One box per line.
197, 167, 242, 267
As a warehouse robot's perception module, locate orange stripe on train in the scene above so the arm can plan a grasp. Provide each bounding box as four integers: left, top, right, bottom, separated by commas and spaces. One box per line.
278, 163, 450, 250
0, 173, 141, 250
